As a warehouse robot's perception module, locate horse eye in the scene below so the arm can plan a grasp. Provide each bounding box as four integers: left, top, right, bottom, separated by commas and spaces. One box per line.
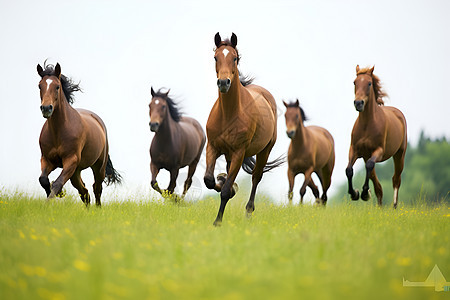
162, 105, 166, 109
214, 56, 217, 62
234, 57, 237, 62
56, 85, 60, 90
368, 82, 372, 87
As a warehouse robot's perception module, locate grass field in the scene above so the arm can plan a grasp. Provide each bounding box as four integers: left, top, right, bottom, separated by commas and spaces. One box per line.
0, 189, 449, 300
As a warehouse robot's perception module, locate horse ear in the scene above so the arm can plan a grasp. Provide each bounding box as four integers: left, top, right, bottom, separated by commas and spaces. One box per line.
295, 98, 300, 107
356, 65, 360, 73
165, 89, 171, 97
369, 65, 375, 75
37, 64, 44, 77
54, 63, 61, 79
214, 32, 222, 48
282, 100, 288, 108
151, 87, 156, 97
231, 33, 237, 48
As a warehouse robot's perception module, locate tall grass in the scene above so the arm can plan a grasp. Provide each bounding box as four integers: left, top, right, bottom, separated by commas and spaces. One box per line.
0, 189, 448, 300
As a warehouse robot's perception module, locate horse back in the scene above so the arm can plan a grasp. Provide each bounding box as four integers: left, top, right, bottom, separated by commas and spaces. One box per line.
308, 126, 335, 167
382, 106, 407, 157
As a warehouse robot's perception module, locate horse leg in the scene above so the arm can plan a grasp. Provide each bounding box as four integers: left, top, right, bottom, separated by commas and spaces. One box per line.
167, 168, 179, 195
369, 169, 383, 206
346, 146, 359, 200
392, 149, 405, 209
49, 155, 78, 198
91, 161, 105, 206
213, 152, 244, 226
361, 147, 384, 201
245, 144, 274, 216
70, 170, 90, 206
182, 161, 198, 198
39, 157, 55, 197
150, 162, 162, 195
287, 169, 295, 203
204, 143, 223, 193
319, 165, 332, 205
299, 168, 314, 204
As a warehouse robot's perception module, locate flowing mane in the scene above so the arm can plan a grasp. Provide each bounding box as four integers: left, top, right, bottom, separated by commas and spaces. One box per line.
152, 88, 183, 122
38, 61, 82, 104
357, 66, 387, 105
285, 100, 308, 122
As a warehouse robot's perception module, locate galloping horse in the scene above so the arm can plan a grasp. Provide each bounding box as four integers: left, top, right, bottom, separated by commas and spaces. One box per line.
37, 62, 121, 206
284, 100, 335, 205
204, 33, 282, 226
149, 87, 206, 198
346, 65, 407, 208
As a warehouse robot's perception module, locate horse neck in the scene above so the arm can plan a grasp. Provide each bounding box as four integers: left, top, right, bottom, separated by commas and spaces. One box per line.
47, 92, 79, 133
359, 88, 380, 123
218, 72, 243, 119
154, 111, 179, 145
291, 119, 308, 148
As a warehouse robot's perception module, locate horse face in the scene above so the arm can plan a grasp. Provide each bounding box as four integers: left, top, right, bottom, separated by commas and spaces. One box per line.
214, 33, 238, 94
283, 101, 301, 139
353, 67, 374, 112
37, 63, 62, 118
149, 96, 167, 132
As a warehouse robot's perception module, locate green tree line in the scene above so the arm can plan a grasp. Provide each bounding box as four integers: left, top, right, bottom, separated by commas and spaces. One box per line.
333, 131, 450, 205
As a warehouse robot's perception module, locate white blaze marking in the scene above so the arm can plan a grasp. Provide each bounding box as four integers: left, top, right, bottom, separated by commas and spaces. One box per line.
154, 100, 160, 105
46, 79, 53, 91
223, 49, 229, 57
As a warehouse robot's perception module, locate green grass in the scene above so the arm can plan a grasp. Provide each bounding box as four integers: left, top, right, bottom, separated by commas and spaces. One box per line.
0, 190, 449, 300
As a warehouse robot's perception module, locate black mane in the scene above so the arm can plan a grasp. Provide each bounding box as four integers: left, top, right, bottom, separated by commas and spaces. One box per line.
39, 61, 82, 104
286, 101, 308, 122
153, 88, 183, 122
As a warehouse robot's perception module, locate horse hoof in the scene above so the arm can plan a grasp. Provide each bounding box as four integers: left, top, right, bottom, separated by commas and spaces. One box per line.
361, 190, 371, 201
351, 190, 360, 201
213, 219, 222, 227
216, 173, 227, 184
245, 211, 253, 219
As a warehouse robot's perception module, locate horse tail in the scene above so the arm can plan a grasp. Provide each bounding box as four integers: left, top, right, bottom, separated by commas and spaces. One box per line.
105, 155, 122, 185
241, 155, 285, 175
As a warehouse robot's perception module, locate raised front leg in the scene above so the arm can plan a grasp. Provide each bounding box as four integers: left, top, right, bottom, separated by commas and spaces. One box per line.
213, 151, 244, 226
345, 146, 359, 200
49, 155, 79, 198
361, 147, 384, 203
150, 161, 162, 195
204, 143, 222, 193
39, 157, 55, 197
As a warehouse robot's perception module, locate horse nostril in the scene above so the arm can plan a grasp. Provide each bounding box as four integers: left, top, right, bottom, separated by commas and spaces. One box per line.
217, 79, 221, 87
226, 79, 231, 85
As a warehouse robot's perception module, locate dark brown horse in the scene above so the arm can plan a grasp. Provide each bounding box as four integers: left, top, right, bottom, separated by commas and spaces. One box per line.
284, 100, 335, 205
37, 62, 121, 205
149, 87, 206, 198
204, 33, 283, 226
346, 65, 407, 208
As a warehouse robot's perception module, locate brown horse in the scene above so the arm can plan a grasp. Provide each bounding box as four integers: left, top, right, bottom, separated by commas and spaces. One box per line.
204, 32, 283, 226
346, 65, 407, 208
283, 100, 335, 205
149, 87, 206, 198
37, 62, 121, 205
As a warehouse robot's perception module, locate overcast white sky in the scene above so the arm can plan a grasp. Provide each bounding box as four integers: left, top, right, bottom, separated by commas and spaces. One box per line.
0, 0, 449, 203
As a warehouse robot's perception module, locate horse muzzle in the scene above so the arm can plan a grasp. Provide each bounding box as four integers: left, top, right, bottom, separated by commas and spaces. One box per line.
149, 122, 160, 132
354, 100, 365, 112
40, 105, 54, 118
217, 78, 231, 93
286, 130, 296, 139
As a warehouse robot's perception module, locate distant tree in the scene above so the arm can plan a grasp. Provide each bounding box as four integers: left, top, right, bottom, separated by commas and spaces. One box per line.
332, 131, 450, 205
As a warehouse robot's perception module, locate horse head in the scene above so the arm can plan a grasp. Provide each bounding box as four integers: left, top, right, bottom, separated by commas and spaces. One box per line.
37, 63, 62, 118
353, 65, 375, 112
214, 32, 239, 93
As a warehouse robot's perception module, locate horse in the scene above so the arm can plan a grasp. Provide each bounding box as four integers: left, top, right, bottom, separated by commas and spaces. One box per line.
149, 87, 206, 198
346, 65, 407, 208
204, 32, 283, 226
283, 99, 335, 205
37, 62, 121, 206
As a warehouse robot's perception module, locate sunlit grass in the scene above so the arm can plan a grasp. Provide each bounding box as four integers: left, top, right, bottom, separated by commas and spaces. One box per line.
0, 189, 448, 300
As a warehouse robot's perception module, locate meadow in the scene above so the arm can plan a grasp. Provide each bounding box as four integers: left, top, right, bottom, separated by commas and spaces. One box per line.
0, 189, 448, 300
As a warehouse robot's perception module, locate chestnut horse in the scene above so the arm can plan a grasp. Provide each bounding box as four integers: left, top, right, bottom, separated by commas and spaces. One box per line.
149, 87, 206, 198
283, 100, 335, 205
346, 65, 407, 208
204, 33, 283, 226
37, 62, 121, 205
